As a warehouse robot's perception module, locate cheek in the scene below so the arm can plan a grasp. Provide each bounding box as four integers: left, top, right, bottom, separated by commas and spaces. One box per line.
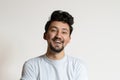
46, 34, 54, 41
64, 37, 70, 44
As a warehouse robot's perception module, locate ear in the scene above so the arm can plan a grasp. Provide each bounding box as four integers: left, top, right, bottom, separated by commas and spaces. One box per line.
43, 33, 47, 40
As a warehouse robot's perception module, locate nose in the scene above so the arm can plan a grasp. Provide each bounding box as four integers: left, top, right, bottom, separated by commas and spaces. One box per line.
56, 31, 62, 38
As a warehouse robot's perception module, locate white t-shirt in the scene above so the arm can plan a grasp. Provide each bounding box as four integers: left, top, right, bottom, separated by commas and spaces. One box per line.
20, 54, 88, 80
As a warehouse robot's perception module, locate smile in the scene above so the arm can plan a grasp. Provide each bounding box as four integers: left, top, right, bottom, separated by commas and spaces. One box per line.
54, 40, 62, 44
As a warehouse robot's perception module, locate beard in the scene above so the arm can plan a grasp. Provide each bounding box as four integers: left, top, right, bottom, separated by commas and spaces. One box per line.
49, 37, 64, 53
49, 43, 64, 53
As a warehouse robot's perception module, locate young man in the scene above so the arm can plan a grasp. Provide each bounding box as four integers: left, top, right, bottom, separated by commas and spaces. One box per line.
20, 10, 88, 80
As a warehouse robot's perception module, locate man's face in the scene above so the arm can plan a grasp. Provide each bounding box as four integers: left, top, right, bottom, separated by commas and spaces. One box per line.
44, 21, 71, 53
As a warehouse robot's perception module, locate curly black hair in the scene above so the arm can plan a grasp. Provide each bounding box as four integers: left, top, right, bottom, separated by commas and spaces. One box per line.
45, 10, 74, 35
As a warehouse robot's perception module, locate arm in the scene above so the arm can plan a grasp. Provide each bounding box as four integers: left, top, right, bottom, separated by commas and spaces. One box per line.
74, 60, 88, 80
20, 61, 36, 80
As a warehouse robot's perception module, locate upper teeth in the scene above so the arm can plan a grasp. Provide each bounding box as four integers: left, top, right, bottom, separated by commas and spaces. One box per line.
55, 40, 61, 43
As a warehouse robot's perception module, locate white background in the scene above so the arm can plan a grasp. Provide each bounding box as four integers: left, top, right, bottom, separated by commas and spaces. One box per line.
0, 0, 120, 80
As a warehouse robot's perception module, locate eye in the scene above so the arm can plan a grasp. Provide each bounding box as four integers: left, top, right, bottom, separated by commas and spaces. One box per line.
50, 28, 57, 32
62, 31, 68, 34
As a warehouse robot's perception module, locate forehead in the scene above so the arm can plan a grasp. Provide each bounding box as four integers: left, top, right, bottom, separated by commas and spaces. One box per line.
49, 21, 70, 30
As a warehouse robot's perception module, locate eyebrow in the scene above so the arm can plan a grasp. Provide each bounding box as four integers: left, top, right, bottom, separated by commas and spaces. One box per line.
50, 26, 69, 31
62, 28, 69, 32
50, 26, 57, 29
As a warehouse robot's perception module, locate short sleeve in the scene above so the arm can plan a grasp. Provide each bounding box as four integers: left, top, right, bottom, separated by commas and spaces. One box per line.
74, 60, 88, 80
20, 61, 36, 80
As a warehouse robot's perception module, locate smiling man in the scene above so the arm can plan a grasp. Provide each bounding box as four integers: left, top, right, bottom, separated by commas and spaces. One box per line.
20, 10, 88, 80
45, 21, 71, 60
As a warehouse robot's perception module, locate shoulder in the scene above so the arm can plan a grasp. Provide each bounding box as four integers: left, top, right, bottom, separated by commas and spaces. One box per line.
67, 55, 83, 64
67, 55, 87, 70
23, 55, 45, 66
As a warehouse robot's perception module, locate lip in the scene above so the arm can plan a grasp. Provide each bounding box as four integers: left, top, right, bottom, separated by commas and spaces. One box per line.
52, 38, 64, 44
54, 40, 61, 44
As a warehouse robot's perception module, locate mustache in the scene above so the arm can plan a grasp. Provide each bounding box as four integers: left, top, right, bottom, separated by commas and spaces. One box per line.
52, 37, 64, 43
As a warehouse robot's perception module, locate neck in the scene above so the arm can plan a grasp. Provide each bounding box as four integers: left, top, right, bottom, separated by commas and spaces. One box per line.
46, 50, 65, 60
